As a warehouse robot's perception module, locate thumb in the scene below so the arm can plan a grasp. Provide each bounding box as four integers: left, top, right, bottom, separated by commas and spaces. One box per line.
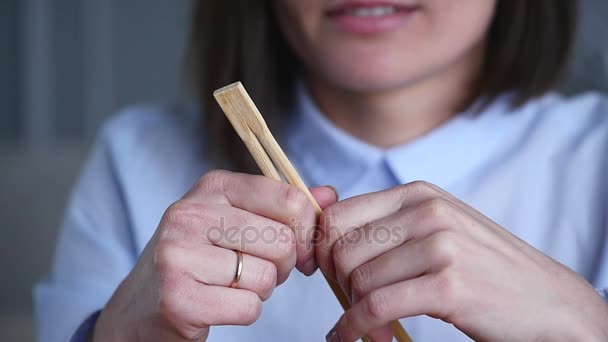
295, 185, 338, 277
310, 186, 339, 210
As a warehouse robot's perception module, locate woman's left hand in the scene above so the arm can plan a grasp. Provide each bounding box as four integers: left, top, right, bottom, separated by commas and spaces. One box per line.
316, 181, 608, 342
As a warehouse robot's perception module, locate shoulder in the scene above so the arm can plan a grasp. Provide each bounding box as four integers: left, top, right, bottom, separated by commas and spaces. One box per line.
97, 104, 208, 171
477, 91, 608, 200
92, 104, 211, 201
499, 92, 608, 202
101, 104, 202, 153
513, 91, 608, 141
531, 91, 608, 121
488, 91, 608, 163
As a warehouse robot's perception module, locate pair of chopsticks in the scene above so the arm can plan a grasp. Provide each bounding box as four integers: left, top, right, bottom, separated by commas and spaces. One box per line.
214, 82, 412, 342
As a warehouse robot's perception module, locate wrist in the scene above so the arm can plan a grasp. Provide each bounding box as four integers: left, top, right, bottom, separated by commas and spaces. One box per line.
92, 305, 134, 342
91, 308, 115, 342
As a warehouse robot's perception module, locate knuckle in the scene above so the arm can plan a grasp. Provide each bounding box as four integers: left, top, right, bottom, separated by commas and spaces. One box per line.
255, 262, 277, 298
351, 264, 373, 298
419, 197, 452, 220
153, 243, 176, 274
274, 226, 295, 259
319, 207, 347, 254
283, 185, 310, 218
237, 294, 263, 325
160, 201, 219, 243
162, 201, 198, 230
197, 170, 229, 192
407, 180, 438, 195
428, 232, 460, 267
365, 289, 390, 320
331, 237, 357, 272
320, 204, 345, 231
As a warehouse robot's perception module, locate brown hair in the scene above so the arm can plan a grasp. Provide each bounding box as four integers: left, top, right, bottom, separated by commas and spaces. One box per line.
186, 0, 579, 172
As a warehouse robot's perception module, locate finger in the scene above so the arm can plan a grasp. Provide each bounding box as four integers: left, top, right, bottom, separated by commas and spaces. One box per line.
166, 244, 279, 300
189, 170, 316, 227
366, 325, 394, 342
325, 197, 461, 284
202, 207, 297, 283
320, 181, 441, 236
404, 185, 541, 267
166, 200, 302, 280
288, 186, 338, 275
291, 186, 340, 276
188, 171, 319, 273
317, 182, 439, 279
310, 186, 339, 209
402, 182, 533, 259
349, 233, 457, 301
332, 201, 466, 291
171, 278, 263, 329
331, 275, 443, 342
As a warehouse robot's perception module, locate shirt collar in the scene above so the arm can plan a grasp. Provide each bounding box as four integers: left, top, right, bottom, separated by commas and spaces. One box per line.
285, 82, 384, 192
285, 82, 518, 193
384, 96, 517, 188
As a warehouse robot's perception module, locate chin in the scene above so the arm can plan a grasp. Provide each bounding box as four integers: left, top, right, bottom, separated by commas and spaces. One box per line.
327, 69, 414, 94
312, 52, 437, 94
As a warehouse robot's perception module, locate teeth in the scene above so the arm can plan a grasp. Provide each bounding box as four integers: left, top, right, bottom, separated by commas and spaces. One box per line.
348, 6, 398, 17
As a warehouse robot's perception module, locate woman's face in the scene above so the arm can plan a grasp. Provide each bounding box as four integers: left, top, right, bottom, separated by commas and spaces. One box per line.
274, 0, 497, 93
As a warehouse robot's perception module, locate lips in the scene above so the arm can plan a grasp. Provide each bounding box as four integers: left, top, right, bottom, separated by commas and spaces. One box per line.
327, 1, 419, 17
326, 1, 420, 35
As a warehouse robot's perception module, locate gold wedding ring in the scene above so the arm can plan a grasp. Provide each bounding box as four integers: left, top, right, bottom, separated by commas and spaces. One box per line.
230, 250, 243, 289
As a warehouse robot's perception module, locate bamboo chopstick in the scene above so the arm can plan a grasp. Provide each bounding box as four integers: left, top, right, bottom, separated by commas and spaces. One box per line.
214, 82, 412, 342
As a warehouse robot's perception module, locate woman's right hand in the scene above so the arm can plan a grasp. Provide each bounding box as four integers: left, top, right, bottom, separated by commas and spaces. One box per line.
92, 170, 337, 341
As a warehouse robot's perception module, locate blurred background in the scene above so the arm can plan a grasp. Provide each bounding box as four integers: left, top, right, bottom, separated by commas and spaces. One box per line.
0, 0, 606, 341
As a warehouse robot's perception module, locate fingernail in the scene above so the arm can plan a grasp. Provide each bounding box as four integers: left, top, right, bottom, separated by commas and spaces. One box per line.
303, 258, 317, 276
326, 327, 341, 342
325, 185, 340, 201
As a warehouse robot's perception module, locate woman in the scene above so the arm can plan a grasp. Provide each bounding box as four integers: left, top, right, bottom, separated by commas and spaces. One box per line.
35, 0, 608, 341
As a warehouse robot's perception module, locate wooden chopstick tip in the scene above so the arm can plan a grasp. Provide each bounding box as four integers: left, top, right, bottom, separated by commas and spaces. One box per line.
213, 81, 244, 97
